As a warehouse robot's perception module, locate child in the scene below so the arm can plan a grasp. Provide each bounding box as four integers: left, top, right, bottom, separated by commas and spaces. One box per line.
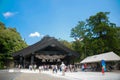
102, 66, 104, 75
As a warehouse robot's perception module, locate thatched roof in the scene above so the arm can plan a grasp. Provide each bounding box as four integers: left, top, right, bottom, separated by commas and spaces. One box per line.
13, 36, 79, 57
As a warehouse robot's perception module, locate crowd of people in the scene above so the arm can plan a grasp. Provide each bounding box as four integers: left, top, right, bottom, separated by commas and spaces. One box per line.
26, 62, 78, 75
81, 63, 100, 72
15, 61, 117, 76
15, 62, 102, 72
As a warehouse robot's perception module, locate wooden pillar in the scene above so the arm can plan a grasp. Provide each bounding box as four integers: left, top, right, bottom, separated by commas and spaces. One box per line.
20, 55, 23, 65
31, 54, 34, 65
68, 53, 72, 64
14, 60, 17, 68
23, 57, 26, 68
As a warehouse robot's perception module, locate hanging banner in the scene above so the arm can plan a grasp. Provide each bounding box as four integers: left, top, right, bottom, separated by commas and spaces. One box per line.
101, 60, 106, 71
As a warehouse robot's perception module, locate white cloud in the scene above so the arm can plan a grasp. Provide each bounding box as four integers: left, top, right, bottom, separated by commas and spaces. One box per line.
3, 12, 18, 18
29, 32, 44, 38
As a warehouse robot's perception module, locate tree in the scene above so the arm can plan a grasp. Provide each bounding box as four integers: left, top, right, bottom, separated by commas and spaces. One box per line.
114, 27, 120, 55
70, 21, 87, 60
70, 12, 120, 61
0, 22, 28, 68
70, 21, 86, 41
86, 12, 110, 38
87, 12, 119, 54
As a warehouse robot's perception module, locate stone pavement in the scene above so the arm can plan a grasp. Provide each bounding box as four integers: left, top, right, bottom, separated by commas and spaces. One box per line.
0, 69, 67, 80
0, 72, 21, 80
1, 69, 120, 80
41, 71, 120, 80
15, 73, 67, 80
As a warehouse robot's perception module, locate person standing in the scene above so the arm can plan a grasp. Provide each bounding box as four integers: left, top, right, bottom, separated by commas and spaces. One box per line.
69, 64, 72, 72
39, 66, 41, 72
34, 64, 37, 71
61, 62, 66, 76
55, 65, 58, 73
81, 64, 84, 71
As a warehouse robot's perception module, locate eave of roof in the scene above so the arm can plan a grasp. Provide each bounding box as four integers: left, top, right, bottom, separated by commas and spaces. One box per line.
80, 51, 120, 63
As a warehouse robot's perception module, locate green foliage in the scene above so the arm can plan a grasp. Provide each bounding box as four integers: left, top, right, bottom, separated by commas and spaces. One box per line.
70, 12, 120, 62
71, 21, 86, 41
0, 22, 28, 68
59, 39, 73, 50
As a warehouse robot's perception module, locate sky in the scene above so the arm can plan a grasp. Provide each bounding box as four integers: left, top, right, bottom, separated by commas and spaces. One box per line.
0, 0, 120, 45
